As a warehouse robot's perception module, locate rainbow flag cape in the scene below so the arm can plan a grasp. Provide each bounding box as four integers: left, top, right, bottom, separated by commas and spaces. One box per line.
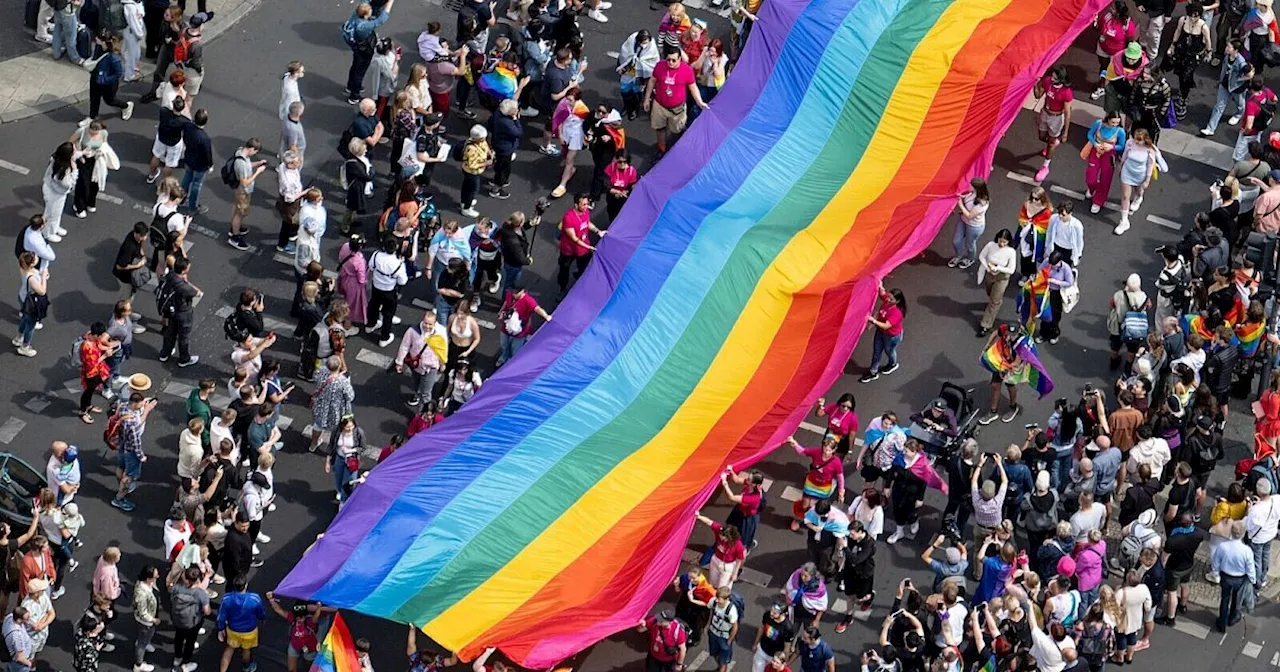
892, 450, 949, 494
309, 613, 361, 672
979, 334, 1017, 376
276, 0, 1105, 666
1016, 265, 1052, 330
1015, 338, 1055, 399
980, 334, 1054, 398
1181, 313, 1214, 341
1236, 320, 1265, 358
1019, 202, 1052, 264
477, 62, 520, 101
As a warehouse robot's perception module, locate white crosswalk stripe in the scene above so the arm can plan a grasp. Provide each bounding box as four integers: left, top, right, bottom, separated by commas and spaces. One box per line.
0, 418, 27, 444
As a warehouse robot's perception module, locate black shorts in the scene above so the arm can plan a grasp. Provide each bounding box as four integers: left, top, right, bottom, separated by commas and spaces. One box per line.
1214, 389, 1231, 407
1165, 565, 1193, 591
1109, 334, 1142, 353
843, 572, 874, 599
1095, 491, 1113, 505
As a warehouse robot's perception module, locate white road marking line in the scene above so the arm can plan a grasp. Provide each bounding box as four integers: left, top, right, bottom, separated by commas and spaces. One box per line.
216, 306, 234, 318
1006, 171, 1037, 186
604, 50, 620, 59
0, 159, 30, 175
0, 418, 27, 444
163, 381, 195, 398
355, 348, 395, 370
761, 478, 773, 492
1270, 651, 1280, 666
737, 566, 772, 588
98, 193, 124, 205
63, 378, 81, 395
23, 396, 51, 414
798, 421, 827, 435
1218, 632, 1228, 646
210, 395, 232, 409
780, 485, 803, 502
1147, 214, 1182, 231
1174, 620, 1211, 640
276, 414, 294, 431
1244, 641, 1264, 658
274, 253, 337, 279
302, 425, 330, 442
1048, 185, 1086, 200
831, 598, 848, 613
687, 651, 709, 671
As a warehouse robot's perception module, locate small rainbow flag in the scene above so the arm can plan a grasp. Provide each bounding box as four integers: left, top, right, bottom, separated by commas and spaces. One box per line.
1225, 295, 1247, 327
979, 335, 1016, 376
1181, 313, 1214, 341
310, 613, 361, 672
1015, 338, 1055, 399
1016, 266, 1052, 330
1019, 202, 1052, 265
478, 62, 520, 101
1236, 320, 1266, 358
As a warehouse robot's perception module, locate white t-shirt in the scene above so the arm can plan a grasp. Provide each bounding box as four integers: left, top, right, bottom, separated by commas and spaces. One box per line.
1030, 628, 1065, 672
1247, 497, 1280, 545
1046, 590, 1080, 625
1070, 503, 1107, 542
960, 193, 989, 228
1118, 584, 1152, 635
934, 602, 967, 648
231, 342, 263, 384
707, 600, 738, 639
851, 497, 884, 539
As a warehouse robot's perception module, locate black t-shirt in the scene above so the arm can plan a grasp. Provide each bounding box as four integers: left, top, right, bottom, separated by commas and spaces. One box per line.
114, 235, 144, 281
163, 274, 199, 319
1164, 528, 1206, 572
235, 307, 266, 338
539, 62, 572, 110
349, 113, 379, 143
756, 614, 795, 657
157, 107, 191, 146
1166, 480, 1196, 519
437, 269, 467, 307
229, 400, 259, 442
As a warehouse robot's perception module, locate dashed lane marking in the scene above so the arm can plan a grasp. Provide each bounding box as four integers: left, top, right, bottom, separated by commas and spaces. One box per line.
1270, 651, 1279, 666
831, 598, 848, 614
761, 477, 773, 492
1147, 214, 1182, 231
687, 651, 709, 671
23, 396, 52, 414
1244, 641, 1264, 658
1173, 619, 1210, 640
63, 378, 81, 395
0, 159, 30, 176
97, 193, 124, 205
737, 566, 773, 588
355, 348, 395, 370
1006, 171, 1037, 187
164, 381, 195, 399
0, 418, 27, 444
781, 485, 803, 502
276, 414, 294, 431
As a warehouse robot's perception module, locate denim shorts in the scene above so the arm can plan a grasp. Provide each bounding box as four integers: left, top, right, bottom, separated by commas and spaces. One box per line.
1115, 629, 1139, 649
117, 450, 142, 480
707, 634, 732, 665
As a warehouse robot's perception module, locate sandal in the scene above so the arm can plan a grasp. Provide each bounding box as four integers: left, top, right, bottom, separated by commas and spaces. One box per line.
79, 413, 94, 424
88, 405, 103, 414
550, 185, 567, 199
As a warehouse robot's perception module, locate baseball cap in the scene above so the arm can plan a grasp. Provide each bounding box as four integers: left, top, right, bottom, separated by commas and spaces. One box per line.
1269, 169, 1280, 183
190, 11, 213, 27
64, 445, 79, 463
422, 112, 443, 126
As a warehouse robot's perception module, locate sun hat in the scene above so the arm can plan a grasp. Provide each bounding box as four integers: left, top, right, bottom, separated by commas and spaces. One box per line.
1124, 42, 1142, 60
128, 373, 153, 392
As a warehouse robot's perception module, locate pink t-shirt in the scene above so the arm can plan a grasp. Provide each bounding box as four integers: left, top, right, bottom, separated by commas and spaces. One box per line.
1040, 76, 1074, 114
875, 292, 904, 336
1095, 12, 1136, 56
800, 447, 844, 490
822, 404, 860, 438
558, 208, 593, 257
1245, 88, 1278, 135
652, 61, 696, 109
710, 522, 746, 563
605, 162, 638, 192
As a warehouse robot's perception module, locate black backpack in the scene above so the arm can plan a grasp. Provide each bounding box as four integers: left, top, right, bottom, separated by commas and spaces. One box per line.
14, 226, 28, 260
155, 278, 178, 318
219, 155, 245, 189
100, 0, 125, 32
223, 313, 247, 341
170, 587, 203, 629
1255, 91, 1277, 131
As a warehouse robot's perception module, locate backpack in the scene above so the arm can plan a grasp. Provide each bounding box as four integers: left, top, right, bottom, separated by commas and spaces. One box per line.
155, 278, 179, 318
1253, 91, 1277, 131
100, 0, 125, 32
149, 208, 175, 269
728, 592, 746, 623
223, 313, 247, 341
69, 334, 86, 364
103, 407, 124, 451
14, 226, 28, 260
172, 32, 199, 65
1119, 527, 1158, 569
170, 587, 203, 629
342, 15, 375, 51
220, 155, 245, 189
1077, 622, 1111, 662
1120, 292, 1148, 342
1250, 458, 1280, 495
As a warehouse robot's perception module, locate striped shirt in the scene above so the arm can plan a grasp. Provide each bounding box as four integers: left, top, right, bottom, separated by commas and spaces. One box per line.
971, 482, 1006, 528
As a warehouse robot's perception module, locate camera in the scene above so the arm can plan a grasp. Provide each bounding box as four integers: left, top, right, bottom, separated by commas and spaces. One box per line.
1024, 423, 1039, 430
290, 602, 311, 615
533, 196, 551, 217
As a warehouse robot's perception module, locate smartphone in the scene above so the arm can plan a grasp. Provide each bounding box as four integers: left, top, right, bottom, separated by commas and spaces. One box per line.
267, 331, 276, 339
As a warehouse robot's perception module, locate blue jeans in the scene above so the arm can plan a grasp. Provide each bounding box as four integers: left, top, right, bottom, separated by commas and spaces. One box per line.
1052, 452, 1073, 492
333, 455, 357, 502
1252, 539, 1272, 587
16, 313, 36, 346
869, 331, 902, 373
1219, 573, 1247, 629
181, 168, 207, 210
106, 344, 132, 379
499, 331, 527, 365
434, 297, 455, 330
952, 221, 984, 260
689, 84, 719, 124
502, 264, 524, 296
51, 11, 81, 64
1205, 84, 1246, 133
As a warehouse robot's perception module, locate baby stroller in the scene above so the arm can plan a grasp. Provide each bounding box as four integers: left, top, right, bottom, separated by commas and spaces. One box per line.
908, 382, 980, 462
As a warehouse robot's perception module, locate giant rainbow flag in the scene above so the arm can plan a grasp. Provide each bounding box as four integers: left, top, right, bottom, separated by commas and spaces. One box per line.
278, 0, 1105, 665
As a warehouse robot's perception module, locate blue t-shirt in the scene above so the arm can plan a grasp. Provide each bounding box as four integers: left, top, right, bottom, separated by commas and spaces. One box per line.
797, 639, 834, 672
972, 556, 1012, 605
217, 591, 266, 634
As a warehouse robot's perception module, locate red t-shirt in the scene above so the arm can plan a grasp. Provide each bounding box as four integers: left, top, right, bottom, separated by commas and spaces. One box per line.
876, 299, 904, 337
502, 291, 542, 338
646, 617, 687, 663
736, 487, 762, 517
1040, 76, 1073, 114
710, 522, 746, 563
652, 61, 696, 109
558, 208, 593, 257
1095, 12, 1136, 56
1245, 89, 1278, 135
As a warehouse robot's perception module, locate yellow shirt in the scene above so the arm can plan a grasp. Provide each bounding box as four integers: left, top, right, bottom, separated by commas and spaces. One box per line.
1211, 499, 1249, 525
462, 141, 492, 176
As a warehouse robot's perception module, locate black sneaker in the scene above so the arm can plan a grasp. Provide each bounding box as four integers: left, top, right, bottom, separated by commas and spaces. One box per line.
346, 96, 361, 105
489, 188, 511, 200
456, 108, 477, 120
859, 372, 879, 383
227, 236, 250, 251
1000, 404, 1021, 423
978, 411, 999, 425
881, 362, 900, 375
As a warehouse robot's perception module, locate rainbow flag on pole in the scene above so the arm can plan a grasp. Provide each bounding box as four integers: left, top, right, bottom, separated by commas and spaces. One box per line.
980, 333, 1054, 398
1016, 265, 1052, 331
277, 0, 1104, 665
309, 613, 361, 672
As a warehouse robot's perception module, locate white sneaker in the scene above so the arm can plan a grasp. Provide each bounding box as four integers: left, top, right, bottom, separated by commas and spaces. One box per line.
68, 558, 79, 572
587, 8, 608, 21
252, 544, 261, 555
257, 532, 271, 543
1090, 87, 1105, 100
520, 107, 539, 118
887, 528, 904, 544
378, 335, 395, 347
16, 346, 36, 358
469, 297, 481, 313
461, 207, 480, 218
1114, 218, 1131, 235
1129, 195, 1143, 212
391, 315, 402, 325
51, 587, 65, 599
134, 664, 154, 672
146, 645, 155, 653
10, 337, 22, 347
132, 324, 146, 334
364, 321, 382, 333
47, 234, 63, 243
1229, 114, 1241, 126
907, 522, 919, 538
1200, 127, 1215, 136
122, 101, 134, 121
182, 663, 199, 672
267, 503, 276, 512
35, 33, 52, 44
1090, 204, 1101, 214
78, 117, 92, 128
34, 322, 42, 331
597, 1, 612, 7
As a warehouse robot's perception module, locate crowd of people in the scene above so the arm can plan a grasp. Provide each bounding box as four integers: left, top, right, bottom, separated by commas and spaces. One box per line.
12, 0, 1280, 669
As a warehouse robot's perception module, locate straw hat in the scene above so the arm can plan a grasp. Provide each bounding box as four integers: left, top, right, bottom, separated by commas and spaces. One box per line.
128, 374, 153, 392
26, 578, 48, 594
